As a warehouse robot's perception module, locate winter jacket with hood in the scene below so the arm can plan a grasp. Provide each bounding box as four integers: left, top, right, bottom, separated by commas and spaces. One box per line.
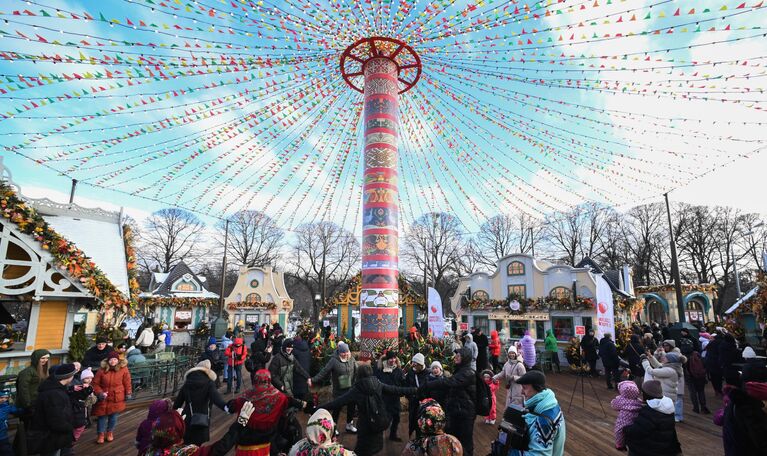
92, 358, 132, 416
29, 376, 74, 453
722, 385, 767, 456
291, 337, 312, 398
641, 356, 684, 400
135, 327, 155, 348
15, 348, 50, 409
463, 334, 478, 370
311, 349, 357, 396
421, 346, 476, 419
489, 330, 501, 357
83, 344, 111, 370
624, 396, 681, 456
599, 337, 620, 369
544, 330, 558, 353
508, 388, 566, 456
581, 333, 599, 362
224, 338, 248, 367
375, 358, 406, 414
269, 347, 310, 396
493, 348, 526, 408
474, 331, 490, 370
520, 331, 537, 368
173, 367, 227, 444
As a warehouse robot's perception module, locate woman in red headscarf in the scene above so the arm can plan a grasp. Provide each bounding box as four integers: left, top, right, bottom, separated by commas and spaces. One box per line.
226, 369, 306, 456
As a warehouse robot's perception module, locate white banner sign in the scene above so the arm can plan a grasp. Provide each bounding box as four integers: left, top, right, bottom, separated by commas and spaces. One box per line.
428, 287, 446, 338
596, 275, 615, 340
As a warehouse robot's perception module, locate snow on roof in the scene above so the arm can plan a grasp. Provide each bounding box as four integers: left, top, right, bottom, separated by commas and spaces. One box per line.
44, 214, 130, 295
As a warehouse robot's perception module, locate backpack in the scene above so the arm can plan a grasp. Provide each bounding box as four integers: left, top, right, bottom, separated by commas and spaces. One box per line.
688, 351, 707, 379
362, 388, 391, 432
475, 372, 492, 416
679, 337, 694, 356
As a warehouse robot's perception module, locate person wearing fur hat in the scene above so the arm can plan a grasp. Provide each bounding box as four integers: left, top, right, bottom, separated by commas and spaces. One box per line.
375, 350, 407, 442
508, 370, 566, 456
140, 401, 256, 456
269, 339, 310, 397
309, 341, 357, 433
28, 363, 79, 455
493, 345, 526, 408
402, 399, 463, 456
173, 360, 229, 445
406, 353, 430, 438
624, 380, 681, 456
721, 368, 767, 456
288, 408, 355, 456
92, 350, 132, 444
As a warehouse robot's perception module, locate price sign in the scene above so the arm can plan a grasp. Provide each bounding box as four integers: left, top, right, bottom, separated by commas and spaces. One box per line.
575, 326, 586, 336
459, 322, 469, 331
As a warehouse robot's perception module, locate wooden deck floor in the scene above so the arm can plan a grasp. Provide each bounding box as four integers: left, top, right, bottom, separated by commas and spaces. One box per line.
70, 371, 726, 456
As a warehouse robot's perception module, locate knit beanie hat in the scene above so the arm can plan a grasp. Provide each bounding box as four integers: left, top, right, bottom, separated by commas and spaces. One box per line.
80, 367, 94, 381
664, 352, 681, 364
207, 336, 217, 346
516, 370, 546, 389
742, 347, 757, 359
412, 353, 425, 366
0, 390, 10, 398
384, 350, 398, 361
52, 363, 78, 380
430, 361, 443, 371
642, 380, 663, 399
107, 351, 120, 361
662, 339, 676, 348
337, 342, 350, 354
96, 336, 108, 344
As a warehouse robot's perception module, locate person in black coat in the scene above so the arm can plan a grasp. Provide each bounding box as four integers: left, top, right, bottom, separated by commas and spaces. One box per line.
581, 328, 600, 377
418, 346, 477, 456
405, 353, 430, 439
29, 364, 78, 455
623, 334, 645, 380
705, 334, 724, 395
291, 335, 312, 402
82, 337, 111, 371
198, 337, 225, 388
599, 333, 620, 389
173, 360, 229, 445
474, 328, 489, 371
320, 363, 416, 456
375, 351, 406, 441
719, 334, 742, 373
624, 380, 681, 456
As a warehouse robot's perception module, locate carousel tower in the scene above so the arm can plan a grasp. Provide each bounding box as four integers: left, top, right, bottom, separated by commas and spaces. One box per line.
340, 37, 421, 357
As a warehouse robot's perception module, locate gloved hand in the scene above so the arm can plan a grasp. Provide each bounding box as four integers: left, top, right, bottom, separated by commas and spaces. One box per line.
126, 394, 133, 400
237, 401, 255, 426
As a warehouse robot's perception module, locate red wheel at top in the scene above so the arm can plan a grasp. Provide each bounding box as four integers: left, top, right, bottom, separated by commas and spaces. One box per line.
340, 36, 422, 94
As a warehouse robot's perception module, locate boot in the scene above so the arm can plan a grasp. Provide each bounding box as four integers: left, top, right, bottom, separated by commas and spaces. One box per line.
106, 431, 114, 442
96, 433, 105, 444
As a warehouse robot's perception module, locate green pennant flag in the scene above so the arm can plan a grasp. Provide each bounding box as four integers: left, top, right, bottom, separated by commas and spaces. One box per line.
99, 12, 107, 21
40, 9, 51, 17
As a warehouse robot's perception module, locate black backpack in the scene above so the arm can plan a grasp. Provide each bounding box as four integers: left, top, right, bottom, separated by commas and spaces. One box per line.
475, 372, 492, 416
362, 388, 391, 432
679, 337, 694, 356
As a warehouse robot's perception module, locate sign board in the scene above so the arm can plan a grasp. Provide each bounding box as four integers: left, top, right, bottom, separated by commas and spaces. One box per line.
245, 314, 259, 324
575, 325, 586, 336
459, 322, 469, 331
596, 275, 616, 340
174, 310, 192, 321
686, 311, 704, 322
489, 312, 549, 321
427, 287, 446, 338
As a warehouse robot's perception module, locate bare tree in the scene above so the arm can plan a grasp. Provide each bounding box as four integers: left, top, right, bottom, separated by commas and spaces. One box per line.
544, 203, 612, 265
618, 203, 667, 286
139, 208, 207, 273
288, 222, 360, 323
474, 214, 516, 268
675, 204, 718, 284
217, 210, 283, 267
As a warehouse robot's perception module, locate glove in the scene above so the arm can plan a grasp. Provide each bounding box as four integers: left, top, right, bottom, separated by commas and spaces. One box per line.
126, 394, 133, 400
237, 401, 255, 426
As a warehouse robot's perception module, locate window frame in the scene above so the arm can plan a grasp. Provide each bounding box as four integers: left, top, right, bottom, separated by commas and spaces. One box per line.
472, 290, 490, 301
507, 284, 527, 298
549, 286, 571, 300
551, 316, 574, 342
473, 316, 490, 335
509, 320, 528, 339
507, 261, 525, 276
535, 321, 546, 340
0, 300, 32, 351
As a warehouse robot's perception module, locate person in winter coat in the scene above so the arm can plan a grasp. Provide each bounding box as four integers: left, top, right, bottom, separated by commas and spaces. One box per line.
480, 370, 499, 425
291, 334, 312, 402
406, 353, 430, 438
493, 345, 526, 409
136, 399, 173, 456
599, 334, 621, 389
92, 350, 132, 444
705, 333, 724, 395
225, 369, 306, 456
427, 362, 450, 408
173, 360, 229, 445
610, 381, 643, 451
310, 342, 357, 432
719, 334, 742, 374
686, 349, 710, 414
288, 408, 355, 456
699, 332, 712, 357
126, 346, 149, 390
565, 337, 581, 369
321, 363, 416, 456
82, 337, 111, 371
401, 399, 463, 456
269, 339, 310, 397
623, 380, 681, 456
622, 335, 645, 380
251, 329, 269, 355
135, 324, 155, 354
722, 380, 767, 455
140, 402, 256, 456
488, 331, 501, 372
508, 371, 566, 456
462, 333, 478, 371
642, 351, 685, 422
0, 390, 21, 455
642, 333, 657, 353
249, 345, 273, 384
198, 337, 224, 388
544, 329, 560, 373
581, 328, 599, 377
418, 346, 477, 456
376, 351, 407, 442
69, 367, 96, 444
224, 337, 248, 394
13, 348, 50, 456
519, 330, 537, 370
28, 364, 79, 456
474, 329, 489, 372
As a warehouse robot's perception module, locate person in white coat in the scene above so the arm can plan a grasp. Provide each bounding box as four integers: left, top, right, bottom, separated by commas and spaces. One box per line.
463, 333, 478, 371
493, 345, 526, 408
135, 325, 155, 354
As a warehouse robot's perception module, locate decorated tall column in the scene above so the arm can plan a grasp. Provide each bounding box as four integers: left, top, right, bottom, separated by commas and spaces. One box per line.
340, 37, 421, 357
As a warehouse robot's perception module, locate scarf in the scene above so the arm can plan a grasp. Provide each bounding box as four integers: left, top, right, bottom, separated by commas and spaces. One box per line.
418, 398, 447, 435
235, 369, 288, 431
289, 408, 348, 456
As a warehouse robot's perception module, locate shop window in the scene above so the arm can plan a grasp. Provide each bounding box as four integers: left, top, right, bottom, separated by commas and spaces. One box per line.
535, 321, 546, 340
582, 317, 593, 331
174, 309, 192, 329
494, 320, 504, 332
685, 300, 705, 323
549, 287, 571, 300
507, 261, 525, 276
474, 316, 489, 335
0, 300, 32, 350
172, 274, 199, 292
552, 317, 574, 341
647, 300, 666, 324
472, 290, 489, 301
507, 285, 526, 298
509, 320, 528, 339
245, 293, 262, 303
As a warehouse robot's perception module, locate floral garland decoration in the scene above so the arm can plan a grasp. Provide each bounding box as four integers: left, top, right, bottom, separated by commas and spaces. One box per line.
0, 182, 129, 310
227, 300, 277, 310
140, 296, 218, 308
122, 224, 141, 302
636, 283, 718, 298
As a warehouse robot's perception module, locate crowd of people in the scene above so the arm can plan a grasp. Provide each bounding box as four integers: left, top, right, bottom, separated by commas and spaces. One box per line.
2, 320, 766, 456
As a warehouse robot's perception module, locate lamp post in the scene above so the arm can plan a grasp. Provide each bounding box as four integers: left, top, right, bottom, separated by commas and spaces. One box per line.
664, 192, 686, 323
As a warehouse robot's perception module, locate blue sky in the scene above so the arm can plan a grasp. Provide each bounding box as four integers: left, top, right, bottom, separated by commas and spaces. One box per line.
1, 0, 766, 235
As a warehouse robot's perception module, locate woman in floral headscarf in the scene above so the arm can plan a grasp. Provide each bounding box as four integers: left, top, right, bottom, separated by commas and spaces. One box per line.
288, 408, 355, 456
401, 399, 462, 456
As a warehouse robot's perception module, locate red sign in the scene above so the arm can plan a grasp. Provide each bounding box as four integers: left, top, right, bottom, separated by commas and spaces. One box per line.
575, 326, 586, 336
459, 322, 469, 331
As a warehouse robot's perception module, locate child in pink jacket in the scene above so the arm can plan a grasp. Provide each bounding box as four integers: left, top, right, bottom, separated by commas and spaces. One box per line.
610, 380, 643, 450
481, 369, 500, 424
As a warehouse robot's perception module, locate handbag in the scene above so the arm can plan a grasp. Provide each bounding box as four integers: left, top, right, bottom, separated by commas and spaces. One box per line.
186, 391, 210, 428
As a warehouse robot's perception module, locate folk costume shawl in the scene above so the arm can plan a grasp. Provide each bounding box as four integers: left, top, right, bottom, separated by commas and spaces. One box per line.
231, 369, 289, 431
142, 409, 200, 456
288, 408, 353, 456
402, 399, 463, 456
